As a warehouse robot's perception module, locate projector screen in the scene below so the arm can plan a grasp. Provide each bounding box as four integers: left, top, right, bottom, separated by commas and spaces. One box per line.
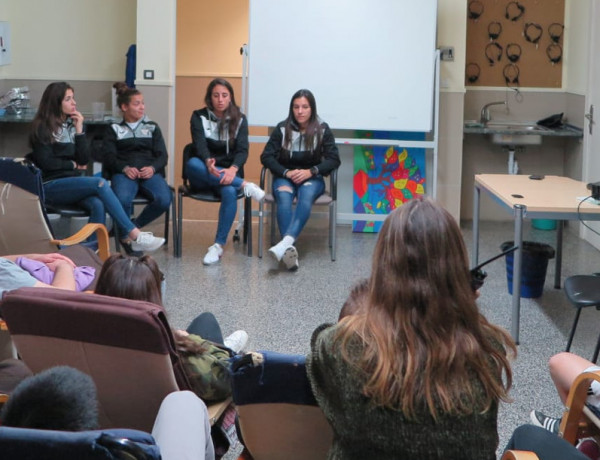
248, 0, 438, 132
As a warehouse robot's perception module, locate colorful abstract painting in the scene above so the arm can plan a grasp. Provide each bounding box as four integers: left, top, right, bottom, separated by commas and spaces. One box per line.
353, 131, 426, 232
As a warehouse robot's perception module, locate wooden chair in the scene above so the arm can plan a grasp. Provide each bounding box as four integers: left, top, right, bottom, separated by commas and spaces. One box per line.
231, 351, 333, 460
564, 275, 600, 361
0, 287, 229, 433
176, 143, 252, 257
0, 157, 110, 262
501, 451, 540, 460
257, 166, 337, 261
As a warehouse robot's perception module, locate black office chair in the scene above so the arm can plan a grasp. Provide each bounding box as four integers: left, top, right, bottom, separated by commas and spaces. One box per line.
257, 166, 338, 261
564, 274, 600, 362
175, 143, 252, 258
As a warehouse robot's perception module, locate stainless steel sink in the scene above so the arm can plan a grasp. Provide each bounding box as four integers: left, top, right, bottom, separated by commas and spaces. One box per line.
486, 121, 548, 145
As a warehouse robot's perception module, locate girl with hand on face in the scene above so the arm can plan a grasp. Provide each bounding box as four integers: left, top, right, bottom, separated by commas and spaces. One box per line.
188, 78, 265, 266
260, 89, 340, 270
30, 82, 164, 254
103, 82, 171, 256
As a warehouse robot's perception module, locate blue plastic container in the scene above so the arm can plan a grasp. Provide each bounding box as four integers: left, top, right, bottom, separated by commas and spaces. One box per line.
532, 219, 557, 231
501, 241, 555, 298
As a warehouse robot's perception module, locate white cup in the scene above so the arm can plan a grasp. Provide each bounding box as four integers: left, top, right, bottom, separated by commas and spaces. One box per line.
92, 102, 105, 121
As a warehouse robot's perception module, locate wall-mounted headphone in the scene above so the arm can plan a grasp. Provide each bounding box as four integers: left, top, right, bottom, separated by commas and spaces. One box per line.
466, 63, 481, 83
505, 1, 525, 22
485, 42, 503, 66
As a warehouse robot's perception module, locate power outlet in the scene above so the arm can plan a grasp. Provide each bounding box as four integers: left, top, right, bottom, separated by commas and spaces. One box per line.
143, 70, 154, 80
440, 46, 454, 62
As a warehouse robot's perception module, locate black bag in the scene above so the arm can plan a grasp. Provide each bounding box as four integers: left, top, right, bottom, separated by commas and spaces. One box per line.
537, 112, 563, 129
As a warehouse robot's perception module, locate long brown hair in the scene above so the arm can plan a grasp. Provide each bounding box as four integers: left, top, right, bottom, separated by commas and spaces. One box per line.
94, 254, 163, 305
204, 78, 242, 145
335, 197, 516, 420
94, 254, 208, 355
30, 82, 73, 146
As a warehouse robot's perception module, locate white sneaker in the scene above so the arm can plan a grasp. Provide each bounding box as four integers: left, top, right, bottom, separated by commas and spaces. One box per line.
243, 182, 265, 202
268, 239, 291, 262
203, 243, 223, 265
282, 246, 299, 270
224, 330, 248, 353
130, 232, 165, 252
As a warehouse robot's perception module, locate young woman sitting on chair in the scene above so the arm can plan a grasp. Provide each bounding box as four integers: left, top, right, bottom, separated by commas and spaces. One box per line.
94, 254, 248, 402
187, 78, 265, 265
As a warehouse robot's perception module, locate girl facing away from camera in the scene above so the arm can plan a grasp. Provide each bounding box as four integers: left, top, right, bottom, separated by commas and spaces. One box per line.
306, 197, 516, 460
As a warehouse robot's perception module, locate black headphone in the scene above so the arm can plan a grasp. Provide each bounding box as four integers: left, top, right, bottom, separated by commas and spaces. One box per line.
546, 44, 563, 64
488, 22, 502, 41
548, 23, 564, 44
505, 1, 525, 22
466, 63, 481, 83
506, 43, 522, 63
485, 42, 503, 66
468, 0, 484, 21
503, 63, 520, 85
524, 23, 543, 45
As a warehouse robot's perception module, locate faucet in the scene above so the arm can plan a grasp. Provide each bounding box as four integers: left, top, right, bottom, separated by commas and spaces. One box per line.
480, 101, 507, 124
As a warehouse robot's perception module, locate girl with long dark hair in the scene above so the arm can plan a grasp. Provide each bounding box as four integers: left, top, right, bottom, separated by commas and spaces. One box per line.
260, 89, 340, 270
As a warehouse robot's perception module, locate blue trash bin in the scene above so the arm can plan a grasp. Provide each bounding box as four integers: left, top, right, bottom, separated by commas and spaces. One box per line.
501, 241, 555, 298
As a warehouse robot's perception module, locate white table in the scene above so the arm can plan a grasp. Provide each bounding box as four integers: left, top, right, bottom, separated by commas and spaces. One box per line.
472, 174, 600, 343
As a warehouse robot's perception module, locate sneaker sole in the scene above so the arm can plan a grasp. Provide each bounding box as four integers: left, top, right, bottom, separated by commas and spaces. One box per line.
282, 246, 299, 270
203, 257, 221, 266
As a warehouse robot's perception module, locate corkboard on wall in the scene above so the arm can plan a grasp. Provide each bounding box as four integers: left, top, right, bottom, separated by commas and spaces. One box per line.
466, 0, 564, 88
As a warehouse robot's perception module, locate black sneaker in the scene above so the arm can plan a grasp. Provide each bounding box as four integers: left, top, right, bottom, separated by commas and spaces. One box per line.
530, 410, 561, 434
120, 240, 144, 257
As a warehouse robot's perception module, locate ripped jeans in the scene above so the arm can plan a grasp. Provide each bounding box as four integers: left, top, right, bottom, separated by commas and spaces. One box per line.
272, 175, 325, 239
43, 176, 137, 237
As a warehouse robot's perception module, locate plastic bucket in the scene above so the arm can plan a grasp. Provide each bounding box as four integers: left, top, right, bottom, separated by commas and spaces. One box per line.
501, 241, 555, 298
532, 219, 557, 231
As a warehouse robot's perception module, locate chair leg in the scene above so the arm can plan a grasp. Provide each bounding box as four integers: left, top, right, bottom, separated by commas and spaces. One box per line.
258, 200, 264, 258
330, 201, 337, 262
270, 201, 277, 246
163, 202, 170, 248
565, 307, 583, 352
114, 225, 121, 251
244, 197, 252, 257
176, 191, 183, 258
171, 190, 178, 257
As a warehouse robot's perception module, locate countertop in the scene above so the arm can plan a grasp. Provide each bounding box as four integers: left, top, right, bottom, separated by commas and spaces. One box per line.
464, 121, 583, 138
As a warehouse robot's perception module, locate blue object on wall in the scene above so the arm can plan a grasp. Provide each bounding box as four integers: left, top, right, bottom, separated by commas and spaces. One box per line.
126, 44, 136, 88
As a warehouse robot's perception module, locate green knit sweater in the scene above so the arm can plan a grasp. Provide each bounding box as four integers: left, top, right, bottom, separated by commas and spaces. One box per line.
306, 323, 501, 460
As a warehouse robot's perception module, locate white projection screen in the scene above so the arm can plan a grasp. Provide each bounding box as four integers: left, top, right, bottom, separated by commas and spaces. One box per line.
247, 0, 438, 132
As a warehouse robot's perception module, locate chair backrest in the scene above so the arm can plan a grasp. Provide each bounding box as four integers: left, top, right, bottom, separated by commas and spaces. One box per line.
0, 287, 191, 432
0, 426, 160, 460
231, 351, 333, 460
0, 157, 57, 255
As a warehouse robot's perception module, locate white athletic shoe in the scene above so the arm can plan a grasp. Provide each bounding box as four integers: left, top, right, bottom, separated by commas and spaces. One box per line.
268, 239, 289, 262
281, 246, 299, 270
243, 182, 265, 202
203, 243, 223, 265
130, 232, 165, 253
224, 330, 249, 353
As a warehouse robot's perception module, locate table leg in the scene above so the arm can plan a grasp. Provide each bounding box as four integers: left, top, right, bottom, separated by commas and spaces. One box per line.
512, 204, 525, 344
554, 220, 563, 289
473, 185, 481, 267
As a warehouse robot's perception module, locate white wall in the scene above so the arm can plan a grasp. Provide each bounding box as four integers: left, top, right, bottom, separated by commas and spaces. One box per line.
565, 0, 591, 95
0, 0, 136, 80
437, 0, 466, 93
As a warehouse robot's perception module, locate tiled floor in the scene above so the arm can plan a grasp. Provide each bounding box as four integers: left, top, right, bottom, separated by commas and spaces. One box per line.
145, 215, 600, 458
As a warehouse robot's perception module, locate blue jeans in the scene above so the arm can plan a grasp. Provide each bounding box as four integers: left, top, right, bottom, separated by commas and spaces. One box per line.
43, 176, 136, 238
111, 173, 172, 229
186, 157, 244, 246
272, 175, 325, 239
